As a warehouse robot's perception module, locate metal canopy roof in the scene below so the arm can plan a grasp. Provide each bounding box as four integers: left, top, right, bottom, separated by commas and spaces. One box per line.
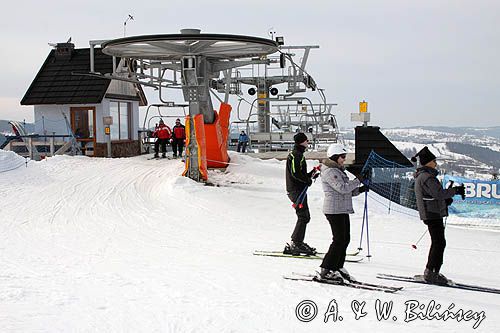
101, 34, 279, 60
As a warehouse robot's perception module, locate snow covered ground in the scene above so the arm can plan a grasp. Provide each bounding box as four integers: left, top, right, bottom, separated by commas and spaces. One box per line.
1, 150, 499, 332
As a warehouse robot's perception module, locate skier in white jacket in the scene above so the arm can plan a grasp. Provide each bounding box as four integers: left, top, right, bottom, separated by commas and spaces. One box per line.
318, 143, 367, 283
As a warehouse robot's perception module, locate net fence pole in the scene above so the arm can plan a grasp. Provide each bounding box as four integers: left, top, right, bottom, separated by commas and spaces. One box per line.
358, 194, 367, 251
387, 162, 396, 214
364, 190, 372, 259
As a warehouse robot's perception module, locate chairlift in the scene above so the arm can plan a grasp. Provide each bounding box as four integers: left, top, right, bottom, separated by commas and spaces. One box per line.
140, 103, 188, 154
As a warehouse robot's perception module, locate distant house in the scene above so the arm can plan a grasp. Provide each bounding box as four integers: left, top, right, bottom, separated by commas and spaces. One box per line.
21, 42, 147, 157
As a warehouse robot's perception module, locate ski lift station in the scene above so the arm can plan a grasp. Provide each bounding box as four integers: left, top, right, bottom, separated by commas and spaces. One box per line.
5, 28, 410, 182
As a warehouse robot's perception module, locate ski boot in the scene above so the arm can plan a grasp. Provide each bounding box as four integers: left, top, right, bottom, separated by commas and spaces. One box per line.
338, 267, 356, 282
283, 243, 301, 255
424, 268, 450, 285
294, 241, 317, 255
318, 269, 345, 284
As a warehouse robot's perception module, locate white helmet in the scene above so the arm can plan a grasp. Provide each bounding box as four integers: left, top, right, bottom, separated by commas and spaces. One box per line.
327, 143, 348, 158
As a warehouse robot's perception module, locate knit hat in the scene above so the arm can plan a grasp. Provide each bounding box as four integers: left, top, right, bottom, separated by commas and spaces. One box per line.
411, 146, 437, 166
294, 132, 308, 144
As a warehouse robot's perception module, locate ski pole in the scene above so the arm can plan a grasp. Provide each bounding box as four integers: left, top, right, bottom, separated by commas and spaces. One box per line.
411, 229, 428, 249
364, 189, 371, 259
358, 178, 370, 251
358, 195, 366, 251
296, 186, 309, 208
292, 166, 321, 209
296, 190, 307, 209
292, 186, 308, 209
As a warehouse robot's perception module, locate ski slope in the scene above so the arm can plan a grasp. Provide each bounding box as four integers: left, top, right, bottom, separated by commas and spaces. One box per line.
0, 150, 499, 332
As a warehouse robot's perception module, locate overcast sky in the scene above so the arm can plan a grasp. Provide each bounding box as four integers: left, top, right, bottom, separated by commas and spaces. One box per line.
1, 0, 499, 128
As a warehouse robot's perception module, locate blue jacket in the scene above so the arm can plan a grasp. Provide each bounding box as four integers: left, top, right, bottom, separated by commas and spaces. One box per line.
238, 133, 249, 143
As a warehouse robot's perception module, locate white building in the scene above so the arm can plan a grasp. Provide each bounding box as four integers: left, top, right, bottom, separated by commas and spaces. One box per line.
21, 42, 147, 157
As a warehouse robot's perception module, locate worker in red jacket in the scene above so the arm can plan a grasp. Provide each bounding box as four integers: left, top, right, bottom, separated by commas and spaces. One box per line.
153, 119, 172, 158
171, 118, 186, 158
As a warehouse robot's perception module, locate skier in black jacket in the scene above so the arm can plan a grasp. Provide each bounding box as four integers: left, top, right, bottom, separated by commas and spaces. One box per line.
413, 146, 465, 285
283, 132, 319, 256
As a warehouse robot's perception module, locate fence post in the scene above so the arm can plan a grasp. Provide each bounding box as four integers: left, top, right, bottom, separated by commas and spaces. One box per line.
50, 135, 55, 156
28, 137, 33, 160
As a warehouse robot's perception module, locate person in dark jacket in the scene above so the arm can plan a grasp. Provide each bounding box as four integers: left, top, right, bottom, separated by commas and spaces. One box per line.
283, 132, 319, 256
318, 143, 367, 283
237, 131, 249, 153
413, 146, 465, 285
171, 118, 186, 158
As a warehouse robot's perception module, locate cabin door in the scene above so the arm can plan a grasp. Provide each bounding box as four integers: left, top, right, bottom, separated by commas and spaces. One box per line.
70, 107, 96, 156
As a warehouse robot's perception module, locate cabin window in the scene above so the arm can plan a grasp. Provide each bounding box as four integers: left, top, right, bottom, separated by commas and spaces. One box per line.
109, 101, 130, 140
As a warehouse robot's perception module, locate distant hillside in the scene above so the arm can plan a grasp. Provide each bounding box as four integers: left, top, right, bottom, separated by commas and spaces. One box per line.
411, 126, 500, 140
446, 142, 500, 169
338, 125, 500, 178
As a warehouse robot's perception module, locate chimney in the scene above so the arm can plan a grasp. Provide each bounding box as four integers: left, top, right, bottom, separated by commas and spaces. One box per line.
180, 28, 201, 34
55, 42, 75, 60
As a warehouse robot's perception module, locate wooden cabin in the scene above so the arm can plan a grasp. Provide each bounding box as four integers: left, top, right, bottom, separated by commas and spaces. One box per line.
20, 42, 147, 157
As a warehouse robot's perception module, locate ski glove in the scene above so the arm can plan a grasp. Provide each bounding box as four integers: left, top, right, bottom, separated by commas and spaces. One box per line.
308, 166, 321, 180
454, 185, 465, 199
307, 178, 313, 187
355, 173, 365, 182
358, 185, 369, 193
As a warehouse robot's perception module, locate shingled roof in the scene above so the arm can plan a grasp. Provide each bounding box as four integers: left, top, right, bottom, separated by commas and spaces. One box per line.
21, 46, 146, 106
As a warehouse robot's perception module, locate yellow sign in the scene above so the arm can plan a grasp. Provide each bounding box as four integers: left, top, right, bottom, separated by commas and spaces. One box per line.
258, 93, 267, 105
359, 101, 368, 113
105, 127, 110, 135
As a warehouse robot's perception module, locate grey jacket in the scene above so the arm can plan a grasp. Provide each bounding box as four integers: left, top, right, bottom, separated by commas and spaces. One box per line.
414, 166, 456, 220
321, 159, 361, 214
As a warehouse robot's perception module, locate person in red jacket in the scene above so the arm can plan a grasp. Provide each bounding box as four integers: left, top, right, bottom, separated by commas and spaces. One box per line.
153, 119, 172, 158
171, 118, 186, 158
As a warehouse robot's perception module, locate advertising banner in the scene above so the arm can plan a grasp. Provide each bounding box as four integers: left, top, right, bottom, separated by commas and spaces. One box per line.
443, 175, 500, 218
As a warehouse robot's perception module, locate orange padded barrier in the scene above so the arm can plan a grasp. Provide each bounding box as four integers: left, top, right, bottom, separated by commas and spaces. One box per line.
203, 103, 232, 168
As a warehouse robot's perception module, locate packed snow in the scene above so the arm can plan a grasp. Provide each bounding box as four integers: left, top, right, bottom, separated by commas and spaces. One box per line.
1, 150, 499, 332
0, 150, 25, 173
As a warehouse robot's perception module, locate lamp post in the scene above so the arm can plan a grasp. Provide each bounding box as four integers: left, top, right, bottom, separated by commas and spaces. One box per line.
103, 116, 113, 158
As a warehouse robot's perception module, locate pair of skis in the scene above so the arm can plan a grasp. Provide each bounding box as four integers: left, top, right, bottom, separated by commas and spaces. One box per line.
148, 156, 171, 160
376, 273, 500, 295
284, 272, 500, 295
258, 249, 499, 294
253, 250, 363, 263
284, 272, 402, 293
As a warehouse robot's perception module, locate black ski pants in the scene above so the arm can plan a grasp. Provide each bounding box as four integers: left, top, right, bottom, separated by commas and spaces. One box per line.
321, 214, 350, 271
288, 191, 310, 243
237, 141, 248, 153
172, 138, 184, 157
424, 218, 446, 272
154, 138, 169, 155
